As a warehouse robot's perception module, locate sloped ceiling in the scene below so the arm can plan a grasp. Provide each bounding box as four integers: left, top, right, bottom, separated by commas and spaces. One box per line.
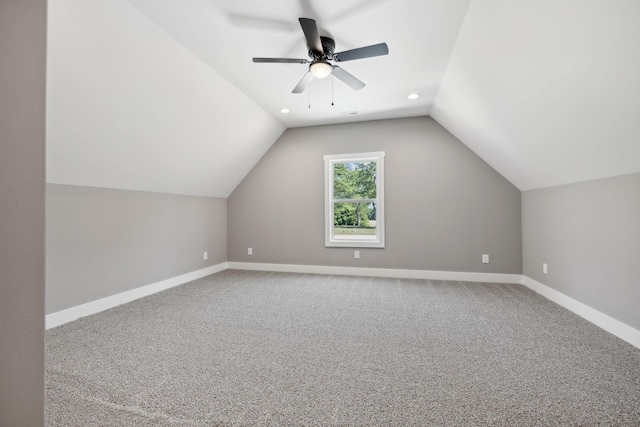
47, 0, 285, 197
47, 0, 640, 196
431, 0, 640, 190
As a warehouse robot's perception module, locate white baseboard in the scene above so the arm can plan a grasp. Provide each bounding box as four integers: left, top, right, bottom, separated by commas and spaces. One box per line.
227, 262, 521, 284
45, 262, 228, 329
522, 275, 640, 349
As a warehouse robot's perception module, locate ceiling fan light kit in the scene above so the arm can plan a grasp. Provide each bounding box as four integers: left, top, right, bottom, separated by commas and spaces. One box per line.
252, 17, 389, 94
310, 61, 333, 79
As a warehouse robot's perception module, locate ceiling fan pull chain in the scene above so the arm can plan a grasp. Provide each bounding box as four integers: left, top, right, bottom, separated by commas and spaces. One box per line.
308, 73, 311, 109
331, 75, 334, 106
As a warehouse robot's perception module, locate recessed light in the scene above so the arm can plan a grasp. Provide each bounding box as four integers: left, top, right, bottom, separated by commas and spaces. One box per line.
280, 108, 290, 114
408, 93, 419, 100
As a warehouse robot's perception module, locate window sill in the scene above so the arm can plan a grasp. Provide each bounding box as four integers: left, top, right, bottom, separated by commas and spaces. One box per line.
325, 240, 385, 248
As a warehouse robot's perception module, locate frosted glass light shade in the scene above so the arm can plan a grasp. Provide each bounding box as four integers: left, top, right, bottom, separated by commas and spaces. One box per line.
310, 61, 333, 79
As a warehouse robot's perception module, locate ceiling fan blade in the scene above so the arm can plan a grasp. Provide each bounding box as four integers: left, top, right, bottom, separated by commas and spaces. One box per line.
299, 18, 323, 54
334, 43, 389, 62
332, 66, 365, 91
292, 72, 312, 94
253, 57, 309, 64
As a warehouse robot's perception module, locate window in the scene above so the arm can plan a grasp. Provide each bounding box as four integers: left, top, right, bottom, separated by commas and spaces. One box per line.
324, 152, 385, 248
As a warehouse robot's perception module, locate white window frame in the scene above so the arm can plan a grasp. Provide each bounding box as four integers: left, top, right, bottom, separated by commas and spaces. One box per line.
324, 151, 385, 248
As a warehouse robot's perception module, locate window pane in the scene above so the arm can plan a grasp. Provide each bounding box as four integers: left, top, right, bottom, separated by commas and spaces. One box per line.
333, 202, 377, 240
333, 161, 376, 200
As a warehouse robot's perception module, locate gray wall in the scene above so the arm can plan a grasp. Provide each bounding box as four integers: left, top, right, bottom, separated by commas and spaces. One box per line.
228, 117, 522, 273
522, 173, 640, 330
0, 0, 46, 425
46, 184, 227, 314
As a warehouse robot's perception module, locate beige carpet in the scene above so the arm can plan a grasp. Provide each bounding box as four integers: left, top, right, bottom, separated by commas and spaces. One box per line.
46, 270, 640, 426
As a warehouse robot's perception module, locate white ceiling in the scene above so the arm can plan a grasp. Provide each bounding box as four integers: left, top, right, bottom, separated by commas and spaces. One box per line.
47, 0, 640, 196
125, 0, 472, 128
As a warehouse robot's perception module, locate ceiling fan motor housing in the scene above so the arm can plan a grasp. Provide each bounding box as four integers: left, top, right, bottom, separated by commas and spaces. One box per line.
310, 36, 336, 60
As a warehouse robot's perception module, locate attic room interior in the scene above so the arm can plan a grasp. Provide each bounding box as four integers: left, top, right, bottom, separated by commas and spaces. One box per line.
1, 0, 639, 425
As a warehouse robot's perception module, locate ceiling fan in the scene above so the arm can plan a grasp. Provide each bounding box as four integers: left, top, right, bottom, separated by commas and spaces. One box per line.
253, 18, 389, 94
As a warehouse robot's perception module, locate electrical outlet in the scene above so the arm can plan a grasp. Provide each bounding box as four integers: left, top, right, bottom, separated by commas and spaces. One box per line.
543, 263, 548, 274
203, 251, 208, 260
482, 254, 489, 264
248, 248, 253, 256
354, 250, 360, 259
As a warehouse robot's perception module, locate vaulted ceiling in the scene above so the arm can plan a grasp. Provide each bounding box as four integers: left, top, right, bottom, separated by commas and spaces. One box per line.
46, 0, 640, 196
